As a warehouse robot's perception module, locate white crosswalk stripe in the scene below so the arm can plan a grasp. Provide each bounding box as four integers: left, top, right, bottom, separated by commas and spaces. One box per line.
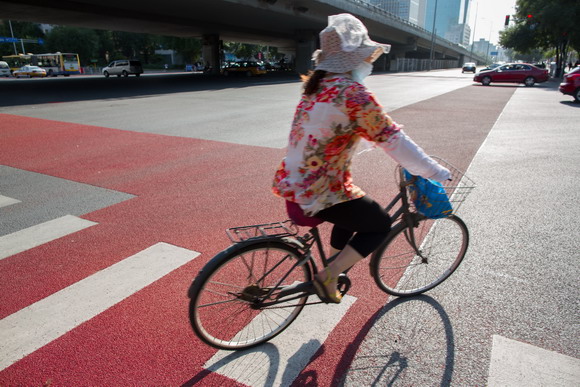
0, 195, 20, 209
0, 242, 200, 371
0, 215, 97, 260
205, 294, 356, 387
488, 335, 580, 386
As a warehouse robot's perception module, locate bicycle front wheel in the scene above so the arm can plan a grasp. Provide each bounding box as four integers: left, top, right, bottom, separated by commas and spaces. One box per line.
371, 215, 468, 297
188, 240, 312, 350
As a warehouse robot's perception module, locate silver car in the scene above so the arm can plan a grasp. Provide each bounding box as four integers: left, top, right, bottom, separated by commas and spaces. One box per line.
461, 62, 476, 73
102, 60, 143, 77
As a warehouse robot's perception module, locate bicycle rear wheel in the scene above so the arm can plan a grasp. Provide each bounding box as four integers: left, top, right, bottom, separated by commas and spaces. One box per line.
188, 240, 312, 350
371, 215, 468, 297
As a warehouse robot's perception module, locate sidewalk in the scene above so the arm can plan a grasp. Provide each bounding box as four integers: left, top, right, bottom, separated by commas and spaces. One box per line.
342, 80, 580, 385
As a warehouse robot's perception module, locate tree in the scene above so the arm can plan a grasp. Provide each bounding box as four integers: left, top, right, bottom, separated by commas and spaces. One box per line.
45, 26, 99, 66
499, 0, 580, 77
0, 20, 45, 56
112, 31, 157, 63
95, 30, 116, 65
159, 36, 202, 64
222, 42, 283, 62
223, 42, 256, 60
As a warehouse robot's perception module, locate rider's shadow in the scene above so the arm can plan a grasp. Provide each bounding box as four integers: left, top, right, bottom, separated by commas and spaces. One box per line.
334, 295, 455, 386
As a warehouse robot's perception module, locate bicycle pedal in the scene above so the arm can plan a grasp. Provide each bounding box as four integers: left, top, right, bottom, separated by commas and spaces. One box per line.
337, 273, 351, 295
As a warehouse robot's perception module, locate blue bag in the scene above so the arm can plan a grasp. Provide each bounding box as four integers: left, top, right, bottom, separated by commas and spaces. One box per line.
403, 169, 453, 219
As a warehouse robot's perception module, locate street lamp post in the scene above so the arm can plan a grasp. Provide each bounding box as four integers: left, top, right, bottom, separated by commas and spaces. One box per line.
485, 23, 492, 63
429, 0, 439, 70
469, 2, 479, 62
8, 20, 18, 55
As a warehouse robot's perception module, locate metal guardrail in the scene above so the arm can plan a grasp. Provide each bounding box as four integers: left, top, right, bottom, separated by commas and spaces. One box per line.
392, 58, 459, 72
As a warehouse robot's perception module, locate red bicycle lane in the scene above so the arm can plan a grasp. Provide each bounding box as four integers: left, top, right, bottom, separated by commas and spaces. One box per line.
0, 84, 514, 386
0, 113, 293, 385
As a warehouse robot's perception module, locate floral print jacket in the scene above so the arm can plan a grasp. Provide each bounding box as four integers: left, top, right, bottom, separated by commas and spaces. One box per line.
272, 76, 401, 216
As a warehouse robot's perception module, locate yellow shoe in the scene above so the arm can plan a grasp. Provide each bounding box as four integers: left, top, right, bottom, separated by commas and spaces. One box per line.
313, 267, 343, 304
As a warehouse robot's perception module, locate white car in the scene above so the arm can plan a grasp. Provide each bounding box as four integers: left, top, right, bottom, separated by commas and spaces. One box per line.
0, 61, 11, 77
102, 60, 143, 77
13, 65, 47, 78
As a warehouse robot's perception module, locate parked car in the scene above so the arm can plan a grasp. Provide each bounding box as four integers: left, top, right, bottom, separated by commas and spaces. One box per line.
222, 61, 267, 77
559, 66, 580, 102
0, 61, 11, 77
102, 60, 143, 77
13, 65, 47, 78
462, 62, 476, 73
473, 63, 549, 87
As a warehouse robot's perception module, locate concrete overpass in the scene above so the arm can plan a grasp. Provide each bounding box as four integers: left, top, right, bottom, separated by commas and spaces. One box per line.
0, 0, 485, 73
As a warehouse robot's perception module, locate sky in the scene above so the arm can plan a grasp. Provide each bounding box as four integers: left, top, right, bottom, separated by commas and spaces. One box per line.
468, 0, 517, 45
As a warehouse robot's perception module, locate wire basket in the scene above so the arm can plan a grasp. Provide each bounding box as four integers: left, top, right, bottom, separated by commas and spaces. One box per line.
398, 157, 476, 218
226, 221, 299, 243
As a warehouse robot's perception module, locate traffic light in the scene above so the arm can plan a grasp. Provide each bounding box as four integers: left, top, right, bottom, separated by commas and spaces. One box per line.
504, 15, 510, 26
527, 14, 533, 19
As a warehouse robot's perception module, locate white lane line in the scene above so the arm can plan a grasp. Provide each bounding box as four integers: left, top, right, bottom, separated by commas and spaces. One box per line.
0, 242, 200, 371
0, 195, 21, 208
488, 335, 580, 387
205, 294, 356, 387
0, 215, 97, 260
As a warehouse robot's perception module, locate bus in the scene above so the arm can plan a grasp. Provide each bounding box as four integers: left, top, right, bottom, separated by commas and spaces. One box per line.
1, 53, 81, 76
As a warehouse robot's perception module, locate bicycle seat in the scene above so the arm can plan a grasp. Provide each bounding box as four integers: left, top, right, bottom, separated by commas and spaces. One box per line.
286, 201, 324, 228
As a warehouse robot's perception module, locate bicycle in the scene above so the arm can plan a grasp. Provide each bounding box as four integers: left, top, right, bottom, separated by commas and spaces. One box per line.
187, 158, 475, 350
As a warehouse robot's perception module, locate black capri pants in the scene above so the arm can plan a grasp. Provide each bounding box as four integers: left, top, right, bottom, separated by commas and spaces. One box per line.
315, 195, 391, 257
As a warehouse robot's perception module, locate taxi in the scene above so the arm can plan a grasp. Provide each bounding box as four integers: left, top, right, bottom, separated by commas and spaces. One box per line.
13, 65, 47, 78
222, 61, 267, 77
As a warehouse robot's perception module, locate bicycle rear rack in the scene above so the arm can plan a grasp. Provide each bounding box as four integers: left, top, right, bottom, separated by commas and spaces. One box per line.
226, 220, 299, 243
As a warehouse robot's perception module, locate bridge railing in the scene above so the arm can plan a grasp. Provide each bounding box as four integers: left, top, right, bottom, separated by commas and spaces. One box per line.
391, 58, 458, 72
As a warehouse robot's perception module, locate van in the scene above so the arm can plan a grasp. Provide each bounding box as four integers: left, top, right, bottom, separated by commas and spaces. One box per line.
102, 60, 143, 77
0, 61, 11, 77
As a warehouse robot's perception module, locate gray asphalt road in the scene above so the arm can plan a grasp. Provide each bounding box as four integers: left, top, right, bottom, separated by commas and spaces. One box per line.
342, 80, 580, 386
0, 71, 476, 148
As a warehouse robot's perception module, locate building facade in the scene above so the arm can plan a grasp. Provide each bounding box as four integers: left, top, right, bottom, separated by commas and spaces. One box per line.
425, 0, 472, 45
367, 0, 472, 45
369, 0, 428, 28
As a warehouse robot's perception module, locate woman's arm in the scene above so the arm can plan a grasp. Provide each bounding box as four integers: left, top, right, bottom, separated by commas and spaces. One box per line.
378, 130, 451, 182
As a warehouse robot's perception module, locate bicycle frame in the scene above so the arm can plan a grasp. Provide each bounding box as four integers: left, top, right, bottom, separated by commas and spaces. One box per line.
254, 177, 426, 307
384, 182, 426, 260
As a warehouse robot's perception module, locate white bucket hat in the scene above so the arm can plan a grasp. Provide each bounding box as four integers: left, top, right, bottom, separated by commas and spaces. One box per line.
313, 14, 391, 73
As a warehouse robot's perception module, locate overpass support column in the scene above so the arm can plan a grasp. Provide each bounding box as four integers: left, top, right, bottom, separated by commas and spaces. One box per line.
202, 34, 221, 75
294, 30, 318, 74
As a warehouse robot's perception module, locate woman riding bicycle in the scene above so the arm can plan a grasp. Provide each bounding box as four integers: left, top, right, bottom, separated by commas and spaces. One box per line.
272, 14, 451, 304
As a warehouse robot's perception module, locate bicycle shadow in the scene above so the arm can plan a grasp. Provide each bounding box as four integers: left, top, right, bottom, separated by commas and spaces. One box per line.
181, 339, 323, 387
181, 295, 454, 386
330, 295, 455, 386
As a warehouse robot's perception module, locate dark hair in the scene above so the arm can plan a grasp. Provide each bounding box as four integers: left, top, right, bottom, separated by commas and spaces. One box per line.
301, 70, 327, 95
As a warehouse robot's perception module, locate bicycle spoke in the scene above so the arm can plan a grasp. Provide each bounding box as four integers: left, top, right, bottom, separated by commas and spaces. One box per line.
197, 298, 244, 308
190, 242, 311, 349
373, 216, 468, 296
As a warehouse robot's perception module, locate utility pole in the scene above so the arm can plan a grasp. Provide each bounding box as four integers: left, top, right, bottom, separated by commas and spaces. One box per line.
469, 2, 479, 62
485, 23, 492, 64
8, 20, 18, 55
429, 0, 439, 70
